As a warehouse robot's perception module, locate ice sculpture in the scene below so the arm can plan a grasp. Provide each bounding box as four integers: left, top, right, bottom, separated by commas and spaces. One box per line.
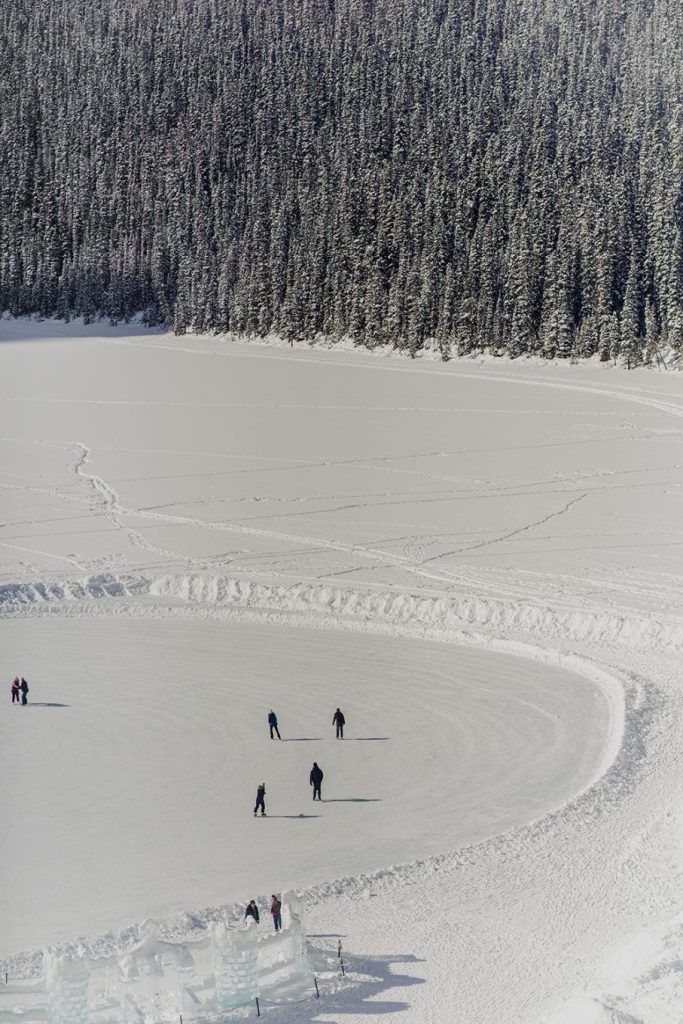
211, 920, 258, 1009
45, 952, 90, 1024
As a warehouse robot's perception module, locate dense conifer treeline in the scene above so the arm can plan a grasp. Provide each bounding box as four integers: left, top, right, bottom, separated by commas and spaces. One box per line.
1, 0, 681, 361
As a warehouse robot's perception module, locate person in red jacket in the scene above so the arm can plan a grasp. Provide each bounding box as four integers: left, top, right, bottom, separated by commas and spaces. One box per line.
270, 895, 282, 932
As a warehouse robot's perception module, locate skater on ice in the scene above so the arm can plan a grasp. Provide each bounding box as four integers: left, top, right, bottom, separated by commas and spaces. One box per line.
268, 709, 281, 740
11, 677, 20, 703
270, 894, 282, 932
254, 782, 266, 817
332, 707, 345, 738
245, 899, 260, 924
19, 677, 29, 705
309, 761, 324, 800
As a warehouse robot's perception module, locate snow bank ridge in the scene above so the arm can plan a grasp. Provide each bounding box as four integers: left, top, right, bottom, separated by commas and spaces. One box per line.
1, 570, 680, 652
0, 574, 150, 606
149, 574, 683, 652
4, 570, 676, 653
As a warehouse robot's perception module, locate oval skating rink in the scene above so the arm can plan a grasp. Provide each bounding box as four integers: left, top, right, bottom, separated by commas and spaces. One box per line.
1, 613, 614, 953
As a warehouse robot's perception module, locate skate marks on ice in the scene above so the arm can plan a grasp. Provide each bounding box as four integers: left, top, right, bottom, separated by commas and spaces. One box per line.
0, 615, 617, 953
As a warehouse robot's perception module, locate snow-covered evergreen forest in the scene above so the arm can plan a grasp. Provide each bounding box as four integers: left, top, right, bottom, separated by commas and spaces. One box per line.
1, 0, 681, 362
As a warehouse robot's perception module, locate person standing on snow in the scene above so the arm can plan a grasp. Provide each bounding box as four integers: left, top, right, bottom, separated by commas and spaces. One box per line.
270, 895, 282, 932
254, 782, 266, 817
19, 677, 29, 706
309, 762, 324, 801
11, 678, 20, 703
332, 707, 345, 739
245, 899, 260, 924
268, 709, 281, 740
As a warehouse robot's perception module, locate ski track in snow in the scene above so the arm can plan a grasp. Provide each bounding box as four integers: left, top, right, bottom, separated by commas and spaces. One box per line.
1, 436, 484, 590
1, 435, 636, 601
422, 491, 590, 560
70, 442, 206, 569
1, 328, 683, 1023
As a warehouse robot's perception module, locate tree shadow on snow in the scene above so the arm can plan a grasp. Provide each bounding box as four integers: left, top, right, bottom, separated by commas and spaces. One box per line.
26, 702, 70, 708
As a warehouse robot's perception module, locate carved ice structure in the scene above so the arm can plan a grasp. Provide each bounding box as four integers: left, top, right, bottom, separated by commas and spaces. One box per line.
45, 952, 90, 1024
4, 895, 312, 1024
211, 919, 259, 1010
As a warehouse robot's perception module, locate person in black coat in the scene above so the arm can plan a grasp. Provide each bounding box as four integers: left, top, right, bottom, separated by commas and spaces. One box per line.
268, 709, 281, 740
19, 677, 29, 705
332, 707, 345, 738
309, 761, 324, 800
254, 783, 266, 816
245, 899, 260, 924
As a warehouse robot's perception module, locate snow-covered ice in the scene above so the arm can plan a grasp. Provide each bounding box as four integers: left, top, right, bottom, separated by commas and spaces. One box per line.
1, 319, 682, 1023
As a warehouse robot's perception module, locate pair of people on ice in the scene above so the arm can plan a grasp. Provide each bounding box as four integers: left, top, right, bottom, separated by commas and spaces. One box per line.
267, 707, 346, 739
253, 761, 324, 813
11, 677, 28, 705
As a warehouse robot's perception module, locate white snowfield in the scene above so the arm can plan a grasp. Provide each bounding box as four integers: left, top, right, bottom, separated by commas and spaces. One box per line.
1, 319, 682, 1023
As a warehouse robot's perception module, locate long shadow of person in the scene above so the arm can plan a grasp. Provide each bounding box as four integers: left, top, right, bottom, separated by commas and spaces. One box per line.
322, 798, 381, 803
26, 702, 70, 708
281, 737, 323, 742
261, 814, 322, 820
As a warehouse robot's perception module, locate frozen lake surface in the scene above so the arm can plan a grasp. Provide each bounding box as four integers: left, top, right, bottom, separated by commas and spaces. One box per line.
1, 319, 682, 1024
2, 615, 613, 950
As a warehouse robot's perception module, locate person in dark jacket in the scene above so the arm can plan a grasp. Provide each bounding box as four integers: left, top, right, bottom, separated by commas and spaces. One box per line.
268, 709, 281, 740
245, 899, 260, 924
309, 762, 324, 801
254, 782, 266, 816
19, 677, 29, 706
270, 895, 282, 932
332, 707, 345, 738
11, 678, 20, 703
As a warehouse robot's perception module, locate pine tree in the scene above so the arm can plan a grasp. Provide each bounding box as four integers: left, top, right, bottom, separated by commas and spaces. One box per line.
0, 0, 679, 359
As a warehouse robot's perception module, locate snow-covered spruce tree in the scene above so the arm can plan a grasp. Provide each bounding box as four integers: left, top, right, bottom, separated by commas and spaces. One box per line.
0, 0, 680, 361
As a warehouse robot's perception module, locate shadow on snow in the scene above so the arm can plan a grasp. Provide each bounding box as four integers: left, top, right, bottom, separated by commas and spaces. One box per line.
322, 798, 381, 803
24, 702, 70, 708
281, 737, 323, 742
258, 814, 322, 820
268, 946, 425, 1020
